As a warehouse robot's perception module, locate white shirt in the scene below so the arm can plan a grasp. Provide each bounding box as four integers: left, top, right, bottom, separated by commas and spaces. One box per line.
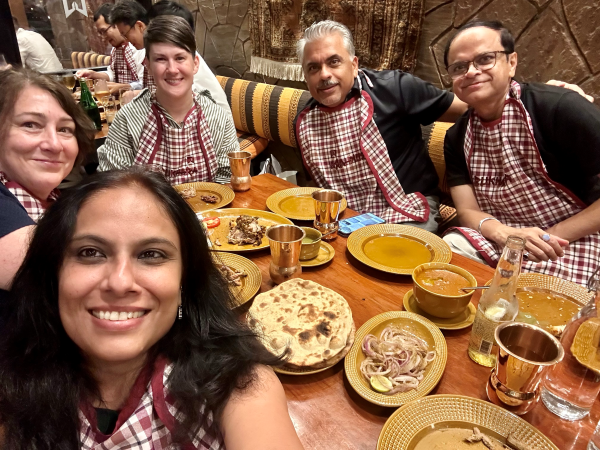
16, 28, 63, 73
106, 43, 145, 90
194, 52, 231, 115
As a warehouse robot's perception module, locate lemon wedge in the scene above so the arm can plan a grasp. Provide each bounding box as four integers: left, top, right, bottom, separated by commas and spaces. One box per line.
571, 318, 600, 375
370, 375, 393, 393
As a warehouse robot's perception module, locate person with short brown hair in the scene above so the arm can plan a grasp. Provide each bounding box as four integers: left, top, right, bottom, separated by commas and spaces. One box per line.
97, 16, 237, 185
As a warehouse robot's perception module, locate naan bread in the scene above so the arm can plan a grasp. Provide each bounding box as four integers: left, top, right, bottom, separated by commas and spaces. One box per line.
249, 279, 354, 368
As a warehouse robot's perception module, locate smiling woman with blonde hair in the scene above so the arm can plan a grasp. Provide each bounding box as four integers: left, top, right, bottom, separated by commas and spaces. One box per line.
97, 15, 237, 185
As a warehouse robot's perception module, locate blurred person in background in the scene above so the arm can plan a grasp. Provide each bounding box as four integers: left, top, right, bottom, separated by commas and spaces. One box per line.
76, 4, 145, 96
12, 16, 62, 73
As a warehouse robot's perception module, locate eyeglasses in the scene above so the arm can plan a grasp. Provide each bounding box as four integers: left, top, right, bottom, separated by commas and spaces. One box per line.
446, 51, 510, 79
98, 24, 114, 37
120, 25, 134, 40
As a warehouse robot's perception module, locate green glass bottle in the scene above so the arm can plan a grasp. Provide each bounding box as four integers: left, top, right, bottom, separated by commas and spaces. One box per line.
79, 79, 102, 130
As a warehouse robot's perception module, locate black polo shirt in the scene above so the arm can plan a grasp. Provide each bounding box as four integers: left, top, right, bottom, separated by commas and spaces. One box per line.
444, 82, 600, 205
0, 183, 34, 303
296, 68, 454, 197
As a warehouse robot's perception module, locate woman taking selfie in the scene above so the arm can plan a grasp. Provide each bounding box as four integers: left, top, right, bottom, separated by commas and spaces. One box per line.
0, 68, 94, 299
97, 16, 237, 185
0, 168, 304, 449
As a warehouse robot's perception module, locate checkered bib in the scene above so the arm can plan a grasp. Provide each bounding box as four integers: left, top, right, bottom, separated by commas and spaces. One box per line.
143, 62, 156, 93
135, 97, 217, 185
0, 171, 58, 221
447, 81, 600, 286
110, 44, 139, 84
295, 77, 429, 223
79, 361, 223, 450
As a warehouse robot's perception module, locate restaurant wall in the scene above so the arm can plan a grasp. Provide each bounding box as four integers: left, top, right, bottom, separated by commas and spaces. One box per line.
179, 0, 306, 89
185, 0, 600, 99
413, 0, 600, 101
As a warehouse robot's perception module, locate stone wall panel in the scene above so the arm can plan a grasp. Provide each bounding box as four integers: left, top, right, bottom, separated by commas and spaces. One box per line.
454, 0, 488, 27
516, 8, 587, 84
473, 0, 536, 36
414, 2, 455, 86
564, 0, 600, 73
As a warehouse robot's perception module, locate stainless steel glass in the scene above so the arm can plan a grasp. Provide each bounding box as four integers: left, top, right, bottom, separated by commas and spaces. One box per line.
487, 321, 564, 415
228, 151, 252, 192
266, 225, 305, 284
312, 189, 344, 241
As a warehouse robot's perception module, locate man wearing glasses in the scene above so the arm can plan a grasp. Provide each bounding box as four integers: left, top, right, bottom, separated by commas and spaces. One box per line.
442, 20, 600, 286
76, 4, 145, 95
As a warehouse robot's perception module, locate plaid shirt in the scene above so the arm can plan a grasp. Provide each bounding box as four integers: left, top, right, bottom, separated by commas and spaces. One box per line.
447, 81, 600, 286
0, 171, 58, 222
143, 62, 156, 93
134, 95, 218, 185
110, 44, 139, 84
79, 361, 223, 450
296, 75, 429, 223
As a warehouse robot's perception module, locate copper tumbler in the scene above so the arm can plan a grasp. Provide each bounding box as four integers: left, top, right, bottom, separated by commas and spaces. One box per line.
312, 189, 344, 241
228, 151, 252, 191
266, 225, 305, 284
487, 321, 564, 415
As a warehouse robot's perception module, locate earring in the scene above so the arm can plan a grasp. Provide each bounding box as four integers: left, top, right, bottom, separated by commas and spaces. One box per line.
178, 304, 183, 320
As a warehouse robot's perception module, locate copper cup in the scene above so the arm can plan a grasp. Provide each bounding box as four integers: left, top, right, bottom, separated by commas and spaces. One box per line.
312, 189, 344, 241
487, 321, 564, 415
228, 151, 252, 191
266, 225, 305, 284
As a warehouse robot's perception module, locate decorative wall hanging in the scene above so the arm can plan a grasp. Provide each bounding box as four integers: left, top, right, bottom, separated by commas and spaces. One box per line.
249, 0, 424, 81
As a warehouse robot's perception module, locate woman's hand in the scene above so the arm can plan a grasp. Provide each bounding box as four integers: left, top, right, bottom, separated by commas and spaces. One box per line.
490, 224, 569, 262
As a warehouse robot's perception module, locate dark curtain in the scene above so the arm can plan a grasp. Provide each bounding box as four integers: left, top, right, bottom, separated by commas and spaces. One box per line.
0, 0, 21, 65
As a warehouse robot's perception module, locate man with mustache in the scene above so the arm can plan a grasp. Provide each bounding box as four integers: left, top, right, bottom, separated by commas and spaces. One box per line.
295, 21, 469, 232
442, 21, 600, 286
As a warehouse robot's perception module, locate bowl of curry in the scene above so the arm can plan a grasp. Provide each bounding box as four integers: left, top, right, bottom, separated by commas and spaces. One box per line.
412, 263, 477, 319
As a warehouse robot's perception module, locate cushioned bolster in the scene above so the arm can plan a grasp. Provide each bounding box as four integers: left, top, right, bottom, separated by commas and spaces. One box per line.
216, 75, 311, 147
423, 121, 453, 195
236, 131, 269, 158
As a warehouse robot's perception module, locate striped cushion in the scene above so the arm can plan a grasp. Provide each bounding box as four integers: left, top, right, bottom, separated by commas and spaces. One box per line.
216, 75, 312, 148
71, 52, 111, 69
237, 131, 269, 158
421, 121, 457, 232
421, 121, 454, 195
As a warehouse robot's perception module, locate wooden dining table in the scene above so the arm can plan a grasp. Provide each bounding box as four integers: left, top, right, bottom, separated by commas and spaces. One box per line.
227, 173, 599, 450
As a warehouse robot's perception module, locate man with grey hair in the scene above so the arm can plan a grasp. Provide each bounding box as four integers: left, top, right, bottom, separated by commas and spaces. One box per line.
294, 20, 468, 232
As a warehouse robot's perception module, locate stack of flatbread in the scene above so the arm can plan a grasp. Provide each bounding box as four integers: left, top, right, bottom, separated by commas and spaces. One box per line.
248, 278, 355, 370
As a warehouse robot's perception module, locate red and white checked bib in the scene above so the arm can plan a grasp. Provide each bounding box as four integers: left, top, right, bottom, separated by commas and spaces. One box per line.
448, 81, 600, 286
0, 171, 58, 221
79, 359, 223, 450
110, 43, 139, 84
135, 96, 217, 185
295, 75, 429, 223
142, 62, 156, 93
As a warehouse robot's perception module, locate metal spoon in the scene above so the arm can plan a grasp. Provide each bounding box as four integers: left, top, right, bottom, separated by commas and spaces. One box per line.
460, 286, 490, 292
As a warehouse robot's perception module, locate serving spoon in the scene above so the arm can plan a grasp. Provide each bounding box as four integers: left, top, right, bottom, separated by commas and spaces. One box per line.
460, 286, 490, 292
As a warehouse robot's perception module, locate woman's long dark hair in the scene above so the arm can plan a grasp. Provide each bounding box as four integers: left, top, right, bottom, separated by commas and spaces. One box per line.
0, 168, 283, 449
